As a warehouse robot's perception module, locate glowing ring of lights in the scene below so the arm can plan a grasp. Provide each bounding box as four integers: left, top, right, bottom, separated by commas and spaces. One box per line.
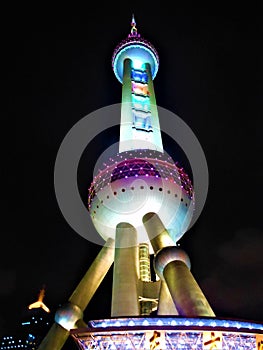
88, 316, 263, 331
112, 42, 159, 83
71, 317, 263, 349
88, 152, 193, 209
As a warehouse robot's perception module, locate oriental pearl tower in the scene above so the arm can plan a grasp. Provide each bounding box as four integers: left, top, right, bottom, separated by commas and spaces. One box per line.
86, 15, 213, 319
39, 16, 263, 350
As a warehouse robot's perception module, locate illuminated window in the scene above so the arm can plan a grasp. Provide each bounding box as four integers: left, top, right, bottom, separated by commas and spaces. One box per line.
131, 81, 149, 96
131, 69, 148, 83
132, 101, 150, 113
132, 110, 152, 131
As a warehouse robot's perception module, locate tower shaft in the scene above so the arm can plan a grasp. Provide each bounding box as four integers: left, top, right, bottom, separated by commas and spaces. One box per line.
119, 59, 163, 152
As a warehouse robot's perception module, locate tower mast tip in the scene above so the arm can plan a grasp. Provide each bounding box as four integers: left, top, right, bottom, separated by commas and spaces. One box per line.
130, 14, 138, 36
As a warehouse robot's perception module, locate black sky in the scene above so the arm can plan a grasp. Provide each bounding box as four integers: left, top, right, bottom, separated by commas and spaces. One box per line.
2, 2, 263, 346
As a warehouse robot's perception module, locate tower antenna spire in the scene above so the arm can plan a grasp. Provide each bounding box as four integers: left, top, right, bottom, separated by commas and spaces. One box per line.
130, 13, 138, 36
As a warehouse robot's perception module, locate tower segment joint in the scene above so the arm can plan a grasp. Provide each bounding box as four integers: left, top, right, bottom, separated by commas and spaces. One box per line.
55, 302, 83, 331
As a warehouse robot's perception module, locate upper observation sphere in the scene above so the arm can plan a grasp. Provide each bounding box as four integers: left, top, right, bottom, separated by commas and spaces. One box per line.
112, 16, 159, 83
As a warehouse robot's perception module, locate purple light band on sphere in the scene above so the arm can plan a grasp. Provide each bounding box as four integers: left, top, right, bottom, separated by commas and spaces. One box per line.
88, 151, 193, 208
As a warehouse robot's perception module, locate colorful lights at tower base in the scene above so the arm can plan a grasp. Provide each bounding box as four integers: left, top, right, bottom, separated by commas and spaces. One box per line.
71, 317, 263, 349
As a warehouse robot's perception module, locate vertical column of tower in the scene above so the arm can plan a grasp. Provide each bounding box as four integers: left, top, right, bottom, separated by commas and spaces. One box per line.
119, 58, 133, 152
111, 223, 139, 317
131, 69, 152, 134
145, 62, 163, 152
139, 243, 151, 282
118, 60, 163, 152
138, 243, 153, 315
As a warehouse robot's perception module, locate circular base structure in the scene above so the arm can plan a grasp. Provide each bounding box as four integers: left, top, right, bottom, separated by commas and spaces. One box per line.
71, 317, 263, 349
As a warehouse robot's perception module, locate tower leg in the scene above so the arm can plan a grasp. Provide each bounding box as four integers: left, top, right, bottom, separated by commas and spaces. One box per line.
69, 238, 114, 310
162, 260, 215, 317
143, 212, 175, 252
143, 212, 215, 317
111, 223, 139, 317
157, 281, 179, 316
38, 238, 115, 350
37, 324, 69, 350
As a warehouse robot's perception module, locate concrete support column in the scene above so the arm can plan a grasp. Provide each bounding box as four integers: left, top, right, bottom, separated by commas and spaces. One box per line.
145, 63, 163, 152
143, 212, 175, 253
119, 58, 133, 152
69, 238, 115, 310
162, 260, 215, 317
157, 281, 178, 316
38, 324, 69, 350
111, 223, 139, 317
143, 212, 215, 317
38, 238, 115, 350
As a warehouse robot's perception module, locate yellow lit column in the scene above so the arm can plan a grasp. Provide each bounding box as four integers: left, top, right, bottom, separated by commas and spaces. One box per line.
138, 243, 153, 315
111, 223, 139, 317
139, 243, 151, 282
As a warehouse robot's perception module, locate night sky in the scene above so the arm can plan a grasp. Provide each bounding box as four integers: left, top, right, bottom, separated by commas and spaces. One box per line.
2, 2, 263, 347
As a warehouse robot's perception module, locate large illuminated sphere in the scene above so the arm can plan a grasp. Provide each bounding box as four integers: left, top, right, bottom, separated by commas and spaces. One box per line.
112, 34, 159, 83
88, 150, 194, 246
